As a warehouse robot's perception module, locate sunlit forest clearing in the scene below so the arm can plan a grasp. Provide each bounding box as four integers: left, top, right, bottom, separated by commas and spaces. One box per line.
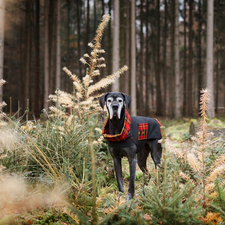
0, 3, 225, 224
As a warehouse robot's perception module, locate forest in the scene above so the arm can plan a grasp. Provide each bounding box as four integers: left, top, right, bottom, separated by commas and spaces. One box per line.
0, 0, 225, 224
0, 0, 224, 119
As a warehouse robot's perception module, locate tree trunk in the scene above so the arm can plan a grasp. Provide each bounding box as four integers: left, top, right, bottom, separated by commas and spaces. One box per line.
24, 0, 31, 111
155, 0, 162, 116
125, 0, 130, 96
56, 0, 61, 89
169, 0, 175, 118
145, 0, 150, 116
0, 0, 5, 103
206, 0, 215, 118
85, 0, 90, 55
77, 0, 81, 79
112, 0, 120, 91
107, 0, 112, 77
139, 0, 144, 115
130, 0, 136, 116
44, 0, 49, 111
197, 0, 203, 114
101, 0, 105, 80
66, 0, 70, 91
163, 0, 168, 116
183, 0, 187, 116
49, 0, 55, 95
119, 0, 125, 93
187, 0, 193, 116
174, 0, 181, 119
35, 0, 40, 117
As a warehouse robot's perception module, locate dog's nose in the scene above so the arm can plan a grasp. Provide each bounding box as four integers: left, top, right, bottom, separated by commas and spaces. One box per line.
112, 105, 118, 110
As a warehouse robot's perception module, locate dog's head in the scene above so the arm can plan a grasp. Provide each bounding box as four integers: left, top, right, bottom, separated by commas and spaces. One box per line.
99, 92, 131, 120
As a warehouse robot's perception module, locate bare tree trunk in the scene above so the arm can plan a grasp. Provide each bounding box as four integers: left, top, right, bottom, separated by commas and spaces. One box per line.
197, 0, 203, 114
56, 0, 61, 89
163, 0, 168, 116
206, 0, 215, 118
145, 0, 150, 116
77, 0, 81, 79
139, 0, 144, 115
119, 0, 125, 92
183, 0, 187, 116
174, 0, 181, 119
155, 0, 162, 116
112, 0, 120, 91
44, 0, 49, 111
125, 0, 130, 96
131, 0, 136, 116
0, 0, 5, 103
49, 0, 55, 94
35, 0, 40, 117
187, 0, 193, 116
85, 0, 90, 55
107, 0, 112, 77
66, 0, 70, 91
215, 47, 219, 114
24, 0, 31, 111
169, 0, 175, 118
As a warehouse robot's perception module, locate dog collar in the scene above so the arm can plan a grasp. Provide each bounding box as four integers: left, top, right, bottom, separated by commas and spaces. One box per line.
102, 110, 131, 142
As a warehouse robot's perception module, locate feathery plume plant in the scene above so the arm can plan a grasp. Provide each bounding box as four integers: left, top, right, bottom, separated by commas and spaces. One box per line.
49, 14, 128, 124
184, 89, 225, 207
0, 79, 7, 174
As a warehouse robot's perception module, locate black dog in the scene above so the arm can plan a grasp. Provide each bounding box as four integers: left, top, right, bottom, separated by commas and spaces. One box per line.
99, 92, 162, 200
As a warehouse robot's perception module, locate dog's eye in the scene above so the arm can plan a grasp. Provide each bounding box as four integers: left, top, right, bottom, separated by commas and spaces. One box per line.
118, 99, 123, 103
107, 99, 112, 103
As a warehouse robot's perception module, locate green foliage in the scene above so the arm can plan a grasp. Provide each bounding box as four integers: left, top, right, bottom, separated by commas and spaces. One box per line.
207, 181, 225, 220
140, 176, 204, 224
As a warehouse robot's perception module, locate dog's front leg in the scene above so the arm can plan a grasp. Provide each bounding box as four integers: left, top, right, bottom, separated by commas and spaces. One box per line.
128, 155, 137, 200
113, 157, 124, 193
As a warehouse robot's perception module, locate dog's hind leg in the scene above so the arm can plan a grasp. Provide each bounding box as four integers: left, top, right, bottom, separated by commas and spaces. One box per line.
146, 139, 162, 169
137, 145, 151, 185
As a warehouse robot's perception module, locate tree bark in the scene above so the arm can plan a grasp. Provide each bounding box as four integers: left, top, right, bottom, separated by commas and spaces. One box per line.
187, 0, 193, 116
112, 0, 120, 91
0, 0, 5, 103
35, 0, 40, 117
155, 0, 162, 116
206, 0, 215, 118
162, 0, 168, 116
56, 0, 61, 89
77, 0, 81, 79
125, 0, 130, 96
130, 0, 136, 116
85, 0, 90, 55
145, 0, 150, 116
24, 0, 31, 111
139, 0, 144, 115
197, 0, 203, 114
44, 0, 49, 111
183, 0, 187, 116
107, 0, 112, 77
169, 0, 175, 118
174, 0, 181, 119
119, 0, 125, 93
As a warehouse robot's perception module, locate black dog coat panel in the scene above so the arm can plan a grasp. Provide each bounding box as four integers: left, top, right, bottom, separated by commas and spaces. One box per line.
102, 112, 162, 153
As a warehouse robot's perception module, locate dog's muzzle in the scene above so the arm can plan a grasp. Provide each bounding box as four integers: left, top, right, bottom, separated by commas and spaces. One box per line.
107, 97, 123, 119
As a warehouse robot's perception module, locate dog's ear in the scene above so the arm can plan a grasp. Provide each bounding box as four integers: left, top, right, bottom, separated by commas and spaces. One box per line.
121, 93, 131, 109
99, 93, 108, 109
